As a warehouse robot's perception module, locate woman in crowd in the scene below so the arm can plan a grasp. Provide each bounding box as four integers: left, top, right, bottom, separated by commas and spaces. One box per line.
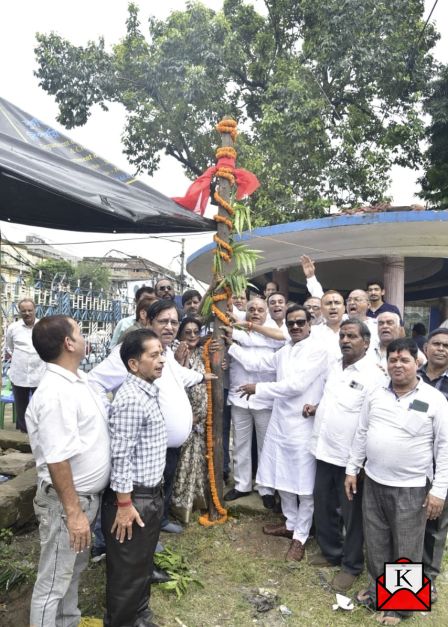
171, 316, 208, 523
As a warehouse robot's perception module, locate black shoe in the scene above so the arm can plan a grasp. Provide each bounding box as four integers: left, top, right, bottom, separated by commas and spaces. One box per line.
149, 567, 172, 585
273, 491, 283, 513
431, 582, 438, 604
224, 488, 251, 501
262, 495, 275, 509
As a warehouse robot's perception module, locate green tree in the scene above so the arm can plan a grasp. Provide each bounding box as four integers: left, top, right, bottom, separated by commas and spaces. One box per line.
419, 64, 448, 209
34, 0, 438, 224
31, 259, 75, 286
74, 261, 111, 291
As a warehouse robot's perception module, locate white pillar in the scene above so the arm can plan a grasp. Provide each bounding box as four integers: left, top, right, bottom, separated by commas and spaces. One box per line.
383, 256, 405, 315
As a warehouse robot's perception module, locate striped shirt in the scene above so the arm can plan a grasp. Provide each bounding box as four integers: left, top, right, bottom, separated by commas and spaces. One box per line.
109, 373, 167, 493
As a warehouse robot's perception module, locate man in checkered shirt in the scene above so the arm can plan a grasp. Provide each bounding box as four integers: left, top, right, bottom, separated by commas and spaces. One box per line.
101, 328, 166, 627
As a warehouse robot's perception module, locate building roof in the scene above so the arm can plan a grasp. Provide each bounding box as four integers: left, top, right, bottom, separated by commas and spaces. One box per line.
187, 209, 448, 299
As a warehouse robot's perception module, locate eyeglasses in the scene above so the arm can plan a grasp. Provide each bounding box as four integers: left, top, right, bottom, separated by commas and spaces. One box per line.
183, 329, 200, 336
304, 305, 320, 311
286, 319, 308, 329
155, 318, 179, 327
158, 285, 173, 291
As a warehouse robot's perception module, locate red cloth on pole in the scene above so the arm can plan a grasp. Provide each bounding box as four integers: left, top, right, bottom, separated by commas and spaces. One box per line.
172, 158, 259, 216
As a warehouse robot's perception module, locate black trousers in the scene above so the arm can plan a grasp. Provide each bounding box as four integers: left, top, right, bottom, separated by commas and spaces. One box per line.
102, 484, 163, 627
313, 460, 364, 575
11, 384, 36, 432
162, 447, 181, 524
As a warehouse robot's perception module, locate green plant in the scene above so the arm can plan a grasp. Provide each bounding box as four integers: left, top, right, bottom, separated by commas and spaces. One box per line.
153, 547, 203, 599
0, 528, 35, 593
0, 528, 13, 545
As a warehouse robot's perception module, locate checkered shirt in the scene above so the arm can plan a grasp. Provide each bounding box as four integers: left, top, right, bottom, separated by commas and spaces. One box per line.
109, 372, 167, 493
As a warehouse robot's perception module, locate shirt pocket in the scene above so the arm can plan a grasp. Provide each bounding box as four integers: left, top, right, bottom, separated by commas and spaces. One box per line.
401, 409, 430, 436
335, 385, 364, 412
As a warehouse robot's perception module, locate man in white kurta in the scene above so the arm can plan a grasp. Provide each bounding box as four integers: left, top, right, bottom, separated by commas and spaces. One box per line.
224, 297, 284, 505
228, 305, 327, 562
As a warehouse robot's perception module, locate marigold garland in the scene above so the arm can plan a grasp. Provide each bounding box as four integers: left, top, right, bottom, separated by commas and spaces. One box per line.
216, 119, 237, 141
199, 120, 239, 526
216, 146, 237, 160
198, 338, 228, 527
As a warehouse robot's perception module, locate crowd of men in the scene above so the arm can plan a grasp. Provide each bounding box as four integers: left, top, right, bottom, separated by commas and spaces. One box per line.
4, 263, 448, 626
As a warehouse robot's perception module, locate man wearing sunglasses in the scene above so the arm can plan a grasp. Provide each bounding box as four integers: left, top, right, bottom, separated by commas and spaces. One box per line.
155, 278, 175, 301
227, 305, 327, 562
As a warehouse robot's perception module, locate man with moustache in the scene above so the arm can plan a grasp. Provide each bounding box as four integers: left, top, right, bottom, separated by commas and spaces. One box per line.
237, 292, 289, 342
26, 316, 110, 626
304, 297, 324, 326
228, 305, 327, 562
420, 328, 448, 602
224, 297, 282, 506
345, 338, 448, 623
346, 289, 379, 350
89, 300, 216, 535
102, 329, 166, 627
154, 277, 176, 301
312, 291, 346, 365
366, 280, 402, 321
307, 320, 384, 593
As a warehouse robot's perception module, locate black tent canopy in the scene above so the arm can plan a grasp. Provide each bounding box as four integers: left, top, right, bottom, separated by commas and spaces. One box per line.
0, 97, 214, 234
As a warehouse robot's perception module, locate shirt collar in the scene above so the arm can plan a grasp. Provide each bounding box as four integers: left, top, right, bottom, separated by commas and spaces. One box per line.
386, 375, 422, 398
419, 364, 448, 380
46, 362, 86, 383
127, 372, 159, 396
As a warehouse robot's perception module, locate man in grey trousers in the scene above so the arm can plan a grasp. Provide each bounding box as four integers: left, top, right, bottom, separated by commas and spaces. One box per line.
345, 338, 448, 624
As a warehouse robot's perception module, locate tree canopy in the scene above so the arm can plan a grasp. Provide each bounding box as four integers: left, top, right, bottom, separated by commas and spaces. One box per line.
31, 259, 111, 290
34, 0, 440, 224
419, 63, 448, 209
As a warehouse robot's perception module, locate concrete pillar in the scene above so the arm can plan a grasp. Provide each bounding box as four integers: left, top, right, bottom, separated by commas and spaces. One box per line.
383, 256, 405, 315
272, 269, 289, 299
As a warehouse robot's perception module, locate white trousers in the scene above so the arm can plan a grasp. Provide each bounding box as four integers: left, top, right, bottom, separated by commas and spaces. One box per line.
231, 406, 273, 493
278, 490, 314, 544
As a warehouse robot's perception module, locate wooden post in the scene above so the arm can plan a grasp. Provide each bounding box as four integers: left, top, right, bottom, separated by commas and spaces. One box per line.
207, 118, 235, 520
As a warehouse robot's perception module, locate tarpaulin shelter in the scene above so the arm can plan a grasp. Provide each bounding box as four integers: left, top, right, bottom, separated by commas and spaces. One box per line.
0, 97, 214, 234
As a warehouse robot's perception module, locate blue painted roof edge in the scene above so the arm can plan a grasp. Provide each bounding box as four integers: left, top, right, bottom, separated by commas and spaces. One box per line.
187, 210, 448, 264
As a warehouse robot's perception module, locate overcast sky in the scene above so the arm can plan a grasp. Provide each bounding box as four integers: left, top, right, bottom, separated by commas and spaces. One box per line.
1, 0, 446, 279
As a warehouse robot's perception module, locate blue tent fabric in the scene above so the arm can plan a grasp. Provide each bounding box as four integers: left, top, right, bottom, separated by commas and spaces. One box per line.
0, 97, 214, 234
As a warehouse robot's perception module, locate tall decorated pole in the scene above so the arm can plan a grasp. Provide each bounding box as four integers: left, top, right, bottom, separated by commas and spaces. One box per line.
173, 117, 260, 526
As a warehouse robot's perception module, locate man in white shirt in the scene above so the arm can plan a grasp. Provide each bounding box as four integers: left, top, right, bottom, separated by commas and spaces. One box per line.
311, 291, 346, 366
375, 311, 426, 372
229, 305, 327, 562
26, 315, 110, 627
235, 292, 289, 342
345, 338, 448, 622
304, 297, 323, 326
346, 289, 379, 349
224, 297, 282, 506
5, 299, 45, 432
419, 328, 448, 603
89, 299, 216, 534
307, 319, 384, 593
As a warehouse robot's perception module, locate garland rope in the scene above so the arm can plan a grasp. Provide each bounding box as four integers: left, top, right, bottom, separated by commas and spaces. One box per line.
198, 338, 228, 527
198, 120, 239, 527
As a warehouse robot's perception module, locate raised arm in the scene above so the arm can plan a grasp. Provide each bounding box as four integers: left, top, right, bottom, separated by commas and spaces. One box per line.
300, 255, 324, 298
